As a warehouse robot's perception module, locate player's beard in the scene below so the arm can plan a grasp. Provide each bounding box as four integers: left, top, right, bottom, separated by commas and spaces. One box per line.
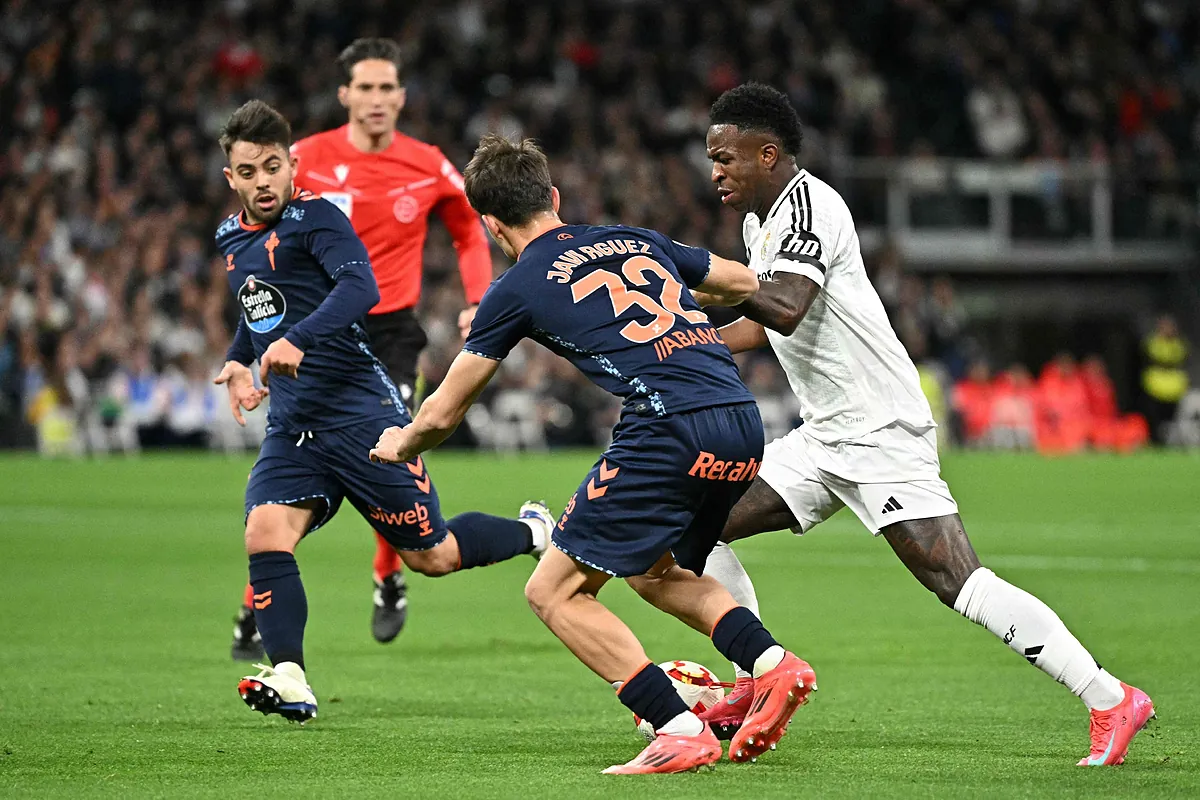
242, 182, 290, 226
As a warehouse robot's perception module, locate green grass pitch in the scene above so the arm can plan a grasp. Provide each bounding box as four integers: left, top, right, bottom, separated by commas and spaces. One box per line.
1, 451, 1198, 798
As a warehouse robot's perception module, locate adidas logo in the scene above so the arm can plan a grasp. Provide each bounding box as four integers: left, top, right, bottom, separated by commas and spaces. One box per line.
1024, 644, 1043, 664
881, 496, 904, 514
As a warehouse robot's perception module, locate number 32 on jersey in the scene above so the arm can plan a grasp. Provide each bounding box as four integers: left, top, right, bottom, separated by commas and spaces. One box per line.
571, 255, 708, 344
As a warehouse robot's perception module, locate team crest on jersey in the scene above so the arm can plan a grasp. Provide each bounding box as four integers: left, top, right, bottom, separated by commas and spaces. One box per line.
760, 231, 772, 260
238, 275, 287, 333
334, 164, 350, 184
394, 195, 420, 224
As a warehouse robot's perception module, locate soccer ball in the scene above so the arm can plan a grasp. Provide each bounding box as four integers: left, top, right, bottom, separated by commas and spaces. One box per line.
633, 660, 726, 742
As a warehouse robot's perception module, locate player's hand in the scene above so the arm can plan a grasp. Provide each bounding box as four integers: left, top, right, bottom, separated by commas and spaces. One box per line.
369, 425, 419, 464
457, 305, 478, 340
214, 361, 269, 426
259, 338, 305, 385
691, 289, 721, 308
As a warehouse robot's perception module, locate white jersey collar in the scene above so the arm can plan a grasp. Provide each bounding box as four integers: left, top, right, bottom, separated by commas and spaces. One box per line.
762, 169, 807, 224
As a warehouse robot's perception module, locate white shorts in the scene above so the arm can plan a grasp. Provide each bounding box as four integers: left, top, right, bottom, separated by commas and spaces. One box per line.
757, 422, 958, 535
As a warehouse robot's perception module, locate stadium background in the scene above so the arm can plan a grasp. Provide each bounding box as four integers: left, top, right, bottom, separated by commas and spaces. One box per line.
2, 0, 1197, 455
2, 2, 1200, 797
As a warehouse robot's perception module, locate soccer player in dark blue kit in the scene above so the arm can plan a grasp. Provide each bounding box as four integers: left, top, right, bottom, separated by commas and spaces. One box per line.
368, 134, 816, 774
212, 102, 554, 723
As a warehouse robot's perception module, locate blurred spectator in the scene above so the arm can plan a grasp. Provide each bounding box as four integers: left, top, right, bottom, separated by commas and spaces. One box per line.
966, 72, 1028, 159
890, 274, 928, 355
926, 277, 968, 378
24, 334, 88, 456
950, 353, 1150, 455
81, 349, 140, 455
157, 353, 217, 449
1036, 353, 1091, 454
989, 365, 1037, 451
1141, 314, 1190, 444
871, 241, 904, 319
1081, 354, 1149, 453
952, 359, 995, 448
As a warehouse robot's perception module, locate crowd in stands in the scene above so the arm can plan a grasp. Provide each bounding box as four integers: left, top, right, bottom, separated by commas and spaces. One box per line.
1, 0, 1197, 454
951, 354, 1151, 454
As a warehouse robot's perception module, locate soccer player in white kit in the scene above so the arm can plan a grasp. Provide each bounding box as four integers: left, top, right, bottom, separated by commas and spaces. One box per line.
688, 83, 1154, 767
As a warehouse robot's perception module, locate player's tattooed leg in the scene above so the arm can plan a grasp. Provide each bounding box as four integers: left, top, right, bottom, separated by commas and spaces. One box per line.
881, 514, 982, 607
720, 478, 798, 543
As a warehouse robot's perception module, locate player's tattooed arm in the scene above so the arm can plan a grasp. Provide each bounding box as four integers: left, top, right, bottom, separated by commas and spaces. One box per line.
734, 273, 820, 336
370, 352, 500, 463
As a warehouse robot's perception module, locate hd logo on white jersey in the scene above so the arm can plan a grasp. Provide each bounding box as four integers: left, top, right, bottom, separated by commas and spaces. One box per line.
779, 230, 823, 260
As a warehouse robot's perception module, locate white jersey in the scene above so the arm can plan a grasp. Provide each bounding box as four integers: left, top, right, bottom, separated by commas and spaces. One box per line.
744, 169, 934, 444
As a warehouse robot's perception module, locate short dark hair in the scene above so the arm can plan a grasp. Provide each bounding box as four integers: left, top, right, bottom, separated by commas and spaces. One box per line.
710, 83, 804, 156
463, 134, 554, 227
337, 38, 404, 85
218, 100, 292, 156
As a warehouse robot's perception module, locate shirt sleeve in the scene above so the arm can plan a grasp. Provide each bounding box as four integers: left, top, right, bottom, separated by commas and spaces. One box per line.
462, 280, 531, 361
638, 229, 712, 288
225, 317, 255, 365
770, 225, 831, 288
284, 202, 381, 352
433, 155, 493, 305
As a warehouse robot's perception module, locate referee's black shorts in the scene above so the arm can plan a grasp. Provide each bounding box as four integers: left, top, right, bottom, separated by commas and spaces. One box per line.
363, 308, 427, 412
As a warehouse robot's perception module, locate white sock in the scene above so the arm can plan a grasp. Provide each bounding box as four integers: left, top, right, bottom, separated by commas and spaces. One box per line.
954, 568, 1124, 710
657, 710, 704, 737
520, 518, 548, 552
705, 542, 762, 680
1080, 670, 1126, 711
751, 645, 786, 679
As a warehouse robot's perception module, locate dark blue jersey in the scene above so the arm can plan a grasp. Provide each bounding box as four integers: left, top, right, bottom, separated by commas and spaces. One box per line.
465, 224, 755, 416
217, 191, 405, 434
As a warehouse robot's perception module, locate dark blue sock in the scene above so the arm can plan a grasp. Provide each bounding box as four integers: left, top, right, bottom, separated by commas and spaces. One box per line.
447, 512, 533, 570
248, 551, 307, 670
617, 662, 690, 731
711, 606, 779, 675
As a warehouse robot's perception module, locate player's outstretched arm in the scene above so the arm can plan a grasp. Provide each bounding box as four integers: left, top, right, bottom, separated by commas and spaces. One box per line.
694, 255, 759, 306
717, 318, 769, 354
369, 352, 500, 464
735, 273, 821, 336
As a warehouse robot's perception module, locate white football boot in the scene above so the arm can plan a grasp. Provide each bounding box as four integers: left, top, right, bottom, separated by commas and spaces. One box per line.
237, 662, 317, 724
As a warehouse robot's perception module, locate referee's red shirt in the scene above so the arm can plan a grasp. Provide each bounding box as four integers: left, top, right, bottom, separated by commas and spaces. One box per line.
291, 126, 492, 314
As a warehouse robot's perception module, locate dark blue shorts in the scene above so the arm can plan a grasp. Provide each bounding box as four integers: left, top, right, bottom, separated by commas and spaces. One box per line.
552, 402, 764, 578
244, 417, 447, 552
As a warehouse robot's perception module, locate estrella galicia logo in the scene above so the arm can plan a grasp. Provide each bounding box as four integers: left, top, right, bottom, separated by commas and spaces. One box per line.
238, 274, 286, 333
